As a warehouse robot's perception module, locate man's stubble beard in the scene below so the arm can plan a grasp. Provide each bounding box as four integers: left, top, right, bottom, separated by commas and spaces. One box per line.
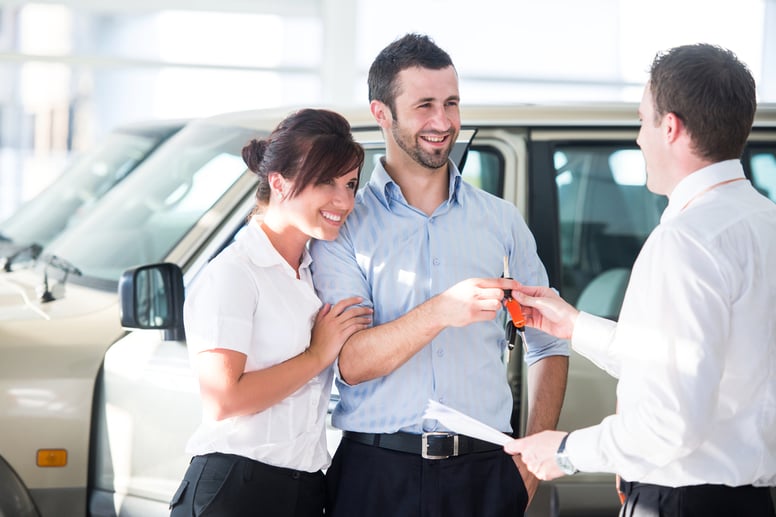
390, 118, 456, 170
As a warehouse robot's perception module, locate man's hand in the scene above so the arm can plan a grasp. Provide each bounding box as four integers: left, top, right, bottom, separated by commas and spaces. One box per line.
504, 430, 568, 481
511, 284, 579, 340
512, 453, 539, 507
434, 278, 518, 328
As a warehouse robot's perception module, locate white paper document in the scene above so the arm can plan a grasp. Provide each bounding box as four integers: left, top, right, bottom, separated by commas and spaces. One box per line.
422, 400, 512, 446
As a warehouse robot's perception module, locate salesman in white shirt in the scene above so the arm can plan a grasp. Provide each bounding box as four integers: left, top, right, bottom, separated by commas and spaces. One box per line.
503, 43, 776, 517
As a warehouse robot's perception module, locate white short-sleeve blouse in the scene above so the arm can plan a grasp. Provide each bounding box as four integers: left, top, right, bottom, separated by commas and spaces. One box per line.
183, 218, 331, 473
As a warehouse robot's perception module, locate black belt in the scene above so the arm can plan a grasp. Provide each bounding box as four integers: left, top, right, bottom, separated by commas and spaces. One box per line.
343, 431, 502, 460
619, 479, 761, 496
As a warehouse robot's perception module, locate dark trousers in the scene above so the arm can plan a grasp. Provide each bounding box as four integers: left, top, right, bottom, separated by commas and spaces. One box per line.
619, 480, 776, 517
325, 436, 528, 517
169, 453, 325, 517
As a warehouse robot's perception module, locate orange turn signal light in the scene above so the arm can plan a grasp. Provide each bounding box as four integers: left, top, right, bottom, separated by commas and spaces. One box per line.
37, 449, 67, 467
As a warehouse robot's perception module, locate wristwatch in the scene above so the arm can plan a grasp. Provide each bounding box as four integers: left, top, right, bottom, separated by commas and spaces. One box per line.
555, 432, 578, 475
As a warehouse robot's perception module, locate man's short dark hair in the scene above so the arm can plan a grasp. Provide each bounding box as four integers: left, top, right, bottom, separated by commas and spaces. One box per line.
649, 43, 756, 161
368, 33, 455, 115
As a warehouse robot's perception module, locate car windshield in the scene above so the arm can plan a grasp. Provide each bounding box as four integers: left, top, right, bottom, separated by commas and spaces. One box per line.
0, 128, 179, 250
42, 122, 257, 283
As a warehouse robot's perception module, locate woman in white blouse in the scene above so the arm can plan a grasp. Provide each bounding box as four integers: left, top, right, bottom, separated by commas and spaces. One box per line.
170, 109, 372, 517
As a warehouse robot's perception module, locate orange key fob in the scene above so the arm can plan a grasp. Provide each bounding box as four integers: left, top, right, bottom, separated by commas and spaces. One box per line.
505, 298, 526, 328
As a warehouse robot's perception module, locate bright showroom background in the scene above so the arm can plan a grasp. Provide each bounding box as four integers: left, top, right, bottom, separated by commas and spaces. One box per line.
1, 0, 775, 219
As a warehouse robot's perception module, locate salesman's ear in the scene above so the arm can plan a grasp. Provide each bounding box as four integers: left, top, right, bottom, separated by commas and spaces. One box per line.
663, 112, 684, 143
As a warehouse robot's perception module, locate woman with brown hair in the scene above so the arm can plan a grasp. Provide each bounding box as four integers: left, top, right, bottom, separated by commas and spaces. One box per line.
170, 108, 371, 517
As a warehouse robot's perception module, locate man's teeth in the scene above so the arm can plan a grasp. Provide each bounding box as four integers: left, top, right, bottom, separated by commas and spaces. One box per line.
322, 212, 342, 222
423, 135, 445, 143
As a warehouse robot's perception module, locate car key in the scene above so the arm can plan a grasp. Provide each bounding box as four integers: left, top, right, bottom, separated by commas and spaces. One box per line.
502, 256, 527, 348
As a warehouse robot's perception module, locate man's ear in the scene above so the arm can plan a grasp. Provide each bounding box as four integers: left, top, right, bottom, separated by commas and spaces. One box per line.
370, 100, 392, 130
663, 112, 684, 143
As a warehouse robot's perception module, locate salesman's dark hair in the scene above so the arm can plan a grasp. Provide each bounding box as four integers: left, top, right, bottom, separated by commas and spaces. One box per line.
648, 43, 756, 161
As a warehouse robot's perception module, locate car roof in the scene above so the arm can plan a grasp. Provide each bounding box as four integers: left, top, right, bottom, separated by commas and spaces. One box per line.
189, 102, 776, 133
113, 118, 191, 139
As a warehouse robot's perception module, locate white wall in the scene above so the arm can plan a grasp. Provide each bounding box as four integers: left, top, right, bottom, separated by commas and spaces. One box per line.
1, 0, 774, 220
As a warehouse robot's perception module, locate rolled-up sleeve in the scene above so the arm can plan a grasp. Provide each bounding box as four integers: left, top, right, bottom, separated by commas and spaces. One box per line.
309, 226, 372, 309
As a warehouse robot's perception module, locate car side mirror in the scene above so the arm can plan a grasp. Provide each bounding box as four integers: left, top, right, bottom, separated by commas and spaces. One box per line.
118, 262, 185, 341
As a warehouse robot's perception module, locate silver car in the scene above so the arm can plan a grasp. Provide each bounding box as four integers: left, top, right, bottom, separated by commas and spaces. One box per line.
1, 105, 774, 517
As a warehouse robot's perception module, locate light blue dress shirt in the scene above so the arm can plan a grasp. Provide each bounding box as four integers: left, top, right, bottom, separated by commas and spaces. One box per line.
310, 159, 569, 434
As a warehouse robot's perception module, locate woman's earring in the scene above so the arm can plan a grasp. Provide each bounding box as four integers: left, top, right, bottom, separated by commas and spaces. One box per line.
272, 184, 284, 201
268, 173, 286, 201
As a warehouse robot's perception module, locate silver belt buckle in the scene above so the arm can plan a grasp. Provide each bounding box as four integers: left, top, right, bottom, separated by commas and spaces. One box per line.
421, 432, 458, 460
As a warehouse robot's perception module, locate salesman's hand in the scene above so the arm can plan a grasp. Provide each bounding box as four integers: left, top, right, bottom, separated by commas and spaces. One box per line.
511, 284, 579, 340
504, 430, 567, 481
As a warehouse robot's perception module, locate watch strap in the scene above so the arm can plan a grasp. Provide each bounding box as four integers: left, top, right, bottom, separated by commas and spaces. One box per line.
555, 432, 578, 475
558, 432, 571, 453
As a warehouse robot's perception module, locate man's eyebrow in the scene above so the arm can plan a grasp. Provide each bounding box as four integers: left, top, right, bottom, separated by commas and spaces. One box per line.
414, 95, 460, 104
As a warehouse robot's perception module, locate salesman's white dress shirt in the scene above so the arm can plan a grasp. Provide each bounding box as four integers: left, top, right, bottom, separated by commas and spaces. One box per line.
567, 160, 776, 487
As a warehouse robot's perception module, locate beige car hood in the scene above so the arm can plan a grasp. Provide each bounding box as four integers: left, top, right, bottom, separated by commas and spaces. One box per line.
0, 268, 116, 323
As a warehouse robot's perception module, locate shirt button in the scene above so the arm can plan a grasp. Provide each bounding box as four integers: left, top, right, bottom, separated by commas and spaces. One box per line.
432, 258, 440, 266
437, 348, 444, 357
292, 471, 301, 480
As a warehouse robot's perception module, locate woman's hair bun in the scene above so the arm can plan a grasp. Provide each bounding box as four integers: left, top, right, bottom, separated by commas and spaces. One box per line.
242, 138, 268, 174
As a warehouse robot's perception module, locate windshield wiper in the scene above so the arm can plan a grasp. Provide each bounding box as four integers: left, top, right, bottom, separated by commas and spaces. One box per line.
1, 243, 43, 272
39, 254, 82, 303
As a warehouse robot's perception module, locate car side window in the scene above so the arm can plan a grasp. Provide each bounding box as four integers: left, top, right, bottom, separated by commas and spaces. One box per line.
460, 148, 503, 196
749, 148, 776, 203
554, 145, 666, 317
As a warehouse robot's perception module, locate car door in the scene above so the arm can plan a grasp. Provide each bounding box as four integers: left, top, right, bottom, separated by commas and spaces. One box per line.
522, 130, 663, 516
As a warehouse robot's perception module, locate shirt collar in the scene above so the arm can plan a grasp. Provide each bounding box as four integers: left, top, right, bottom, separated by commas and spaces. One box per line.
369, 158, 464, 212
240, 218, 312, 272
661, 159, 745, 222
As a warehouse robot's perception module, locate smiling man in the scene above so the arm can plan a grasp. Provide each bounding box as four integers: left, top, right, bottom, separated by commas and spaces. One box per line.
310, 33, 569, 517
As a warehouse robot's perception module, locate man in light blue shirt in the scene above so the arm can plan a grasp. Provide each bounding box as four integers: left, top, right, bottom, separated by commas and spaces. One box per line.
310, 33, 569, 517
